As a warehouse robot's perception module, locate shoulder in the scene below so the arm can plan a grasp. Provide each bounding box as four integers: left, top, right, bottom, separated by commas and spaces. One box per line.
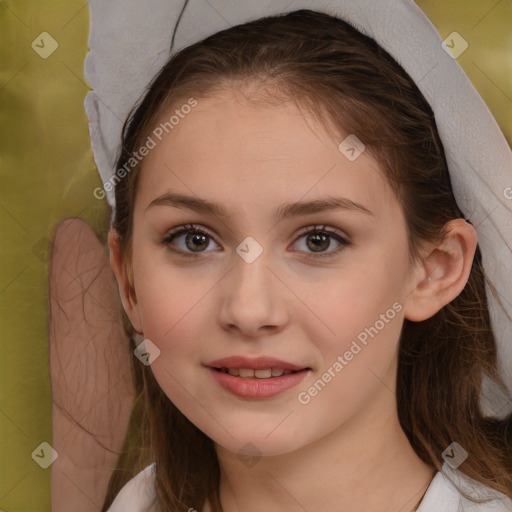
106, 463, 159, 512
418, 463, 512, 511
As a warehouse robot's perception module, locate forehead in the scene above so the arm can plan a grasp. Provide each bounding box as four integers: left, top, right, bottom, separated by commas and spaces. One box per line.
134, 89, 400, 223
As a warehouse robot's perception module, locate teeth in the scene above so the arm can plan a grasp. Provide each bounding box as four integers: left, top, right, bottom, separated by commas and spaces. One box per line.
219, 367, 297, 378
254, 369, 272, 379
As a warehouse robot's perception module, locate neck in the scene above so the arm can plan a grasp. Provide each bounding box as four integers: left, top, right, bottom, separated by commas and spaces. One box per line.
214, 385, 435, 512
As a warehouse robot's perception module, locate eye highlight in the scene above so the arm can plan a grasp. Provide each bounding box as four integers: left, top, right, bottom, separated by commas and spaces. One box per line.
160, 223, 350, 258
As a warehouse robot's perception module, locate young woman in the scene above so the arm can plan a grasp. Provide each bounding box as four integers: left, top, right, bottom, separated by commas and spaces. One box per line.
50, 5, 512, 512
100, 8, 512, 512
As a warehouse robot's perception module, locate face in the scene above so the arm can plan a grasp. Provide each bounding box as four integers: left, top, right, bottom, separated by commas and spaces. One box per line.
125, 88, 419, 457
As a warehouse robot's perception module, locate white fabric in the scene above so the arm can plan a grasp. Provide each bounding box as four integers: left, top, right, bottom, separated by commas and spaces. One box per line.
106, 462, 512, 512
84, 0, 512, 417
106, 463, 158, 512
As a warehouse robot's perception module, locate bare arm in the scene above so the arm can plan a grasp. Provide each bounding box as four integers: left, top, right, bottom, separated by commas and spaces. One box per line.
49, 218, 135, 511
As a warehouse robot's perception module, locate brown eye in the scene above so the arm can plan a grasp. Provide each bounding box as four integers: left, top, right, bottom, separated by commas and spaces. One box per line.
161, 224, 220, 256
292, 225, 350, 257
306, 232, 330, 252
183, 232, 209, 251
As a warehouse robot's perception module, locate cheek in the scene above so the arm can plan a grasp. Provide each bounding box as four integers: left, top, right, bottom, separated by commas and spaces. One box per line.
302, 252, 407, 357
131, 247, 214, 357
293, 268, 405, 433
132, 258, 214, 409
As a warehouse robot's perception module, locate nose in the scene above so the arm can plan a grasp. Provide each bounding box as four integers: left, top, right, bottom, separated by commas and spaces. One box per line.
218, 249, 289, 338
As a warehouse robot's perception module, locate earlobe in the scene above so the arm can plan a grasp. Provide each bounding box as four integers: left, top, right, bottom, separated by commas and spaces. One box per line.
107, 229, 144, 334
403, 219, 477, 322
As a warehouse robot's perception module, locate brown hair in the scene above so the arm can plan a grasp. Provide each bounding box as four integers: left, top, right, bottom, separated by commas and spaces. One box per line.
102, 9, 512, 511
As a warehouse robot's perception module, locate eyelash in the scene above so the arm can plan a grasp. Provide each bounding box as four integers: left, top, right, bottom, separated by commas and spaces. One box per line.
160, 223, 350, 259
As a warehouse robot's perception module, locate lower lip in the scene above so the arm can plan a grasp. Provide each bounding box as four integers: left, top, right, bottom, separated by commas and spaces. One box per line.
207, 367, 309, 399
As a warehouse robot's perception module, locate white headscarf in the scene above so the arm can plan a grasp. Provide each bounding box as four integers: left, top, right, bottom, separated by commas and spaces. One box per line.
84, 0, 512, 418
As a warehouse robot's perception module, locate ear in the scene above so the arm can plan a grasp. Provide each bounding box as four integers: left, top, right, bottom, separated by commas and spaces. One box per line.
108, 229, 143, 334
403, 219, 478, 322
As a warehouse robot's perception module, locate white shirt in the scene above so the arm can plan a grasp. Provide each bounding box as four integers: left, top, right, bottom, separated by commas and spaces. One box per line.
107, 462, 512, 512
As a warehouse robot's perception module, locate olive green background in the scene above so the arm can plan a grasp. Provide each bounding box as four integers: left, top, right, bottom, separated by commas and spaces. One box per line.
0, 1, 510, 510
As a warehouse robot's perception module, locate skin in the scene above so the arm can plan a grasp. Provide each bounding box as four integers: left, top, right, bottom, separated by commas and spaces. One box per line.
50, 218, 135, 511
109, 86, 478, 512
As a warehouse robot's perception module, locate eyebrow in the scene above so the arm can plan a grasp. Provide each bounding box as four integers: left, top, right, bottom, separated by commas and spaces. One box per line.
145, 192, 374, 220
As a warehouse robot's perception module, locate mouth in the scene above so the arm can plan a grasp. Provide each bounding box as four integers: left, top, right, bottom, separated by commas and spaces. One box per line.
205, 355, 310, 378
212, 367, 304, 379
205, 356, 311, 398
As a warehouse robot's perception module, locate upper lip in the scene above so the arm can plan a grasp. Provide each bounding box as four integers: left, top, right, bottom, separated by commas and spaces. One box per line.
205, 356, 309, 371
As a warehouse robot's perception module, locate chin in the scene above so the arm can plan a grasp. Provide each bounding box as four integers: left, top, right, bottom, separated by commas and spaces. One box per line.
205, 421, 308, 459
